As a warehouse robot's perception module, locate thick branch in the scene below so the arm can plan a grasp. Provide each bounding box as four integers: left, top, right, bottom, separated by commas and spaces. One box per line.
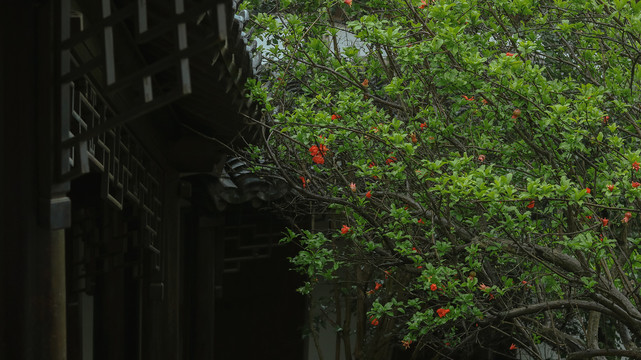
485, 299, 617, 323
568, 349, 641, 360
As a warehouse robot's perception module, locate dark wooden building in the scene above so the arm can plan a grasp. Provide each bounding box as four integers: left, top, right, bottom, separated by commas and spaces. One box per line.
0, 1, 305, 359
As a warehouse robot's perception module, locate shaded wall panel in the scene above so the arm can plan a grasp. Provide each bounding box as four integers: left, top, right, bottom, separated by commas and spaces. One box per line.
0, 1, 62, 359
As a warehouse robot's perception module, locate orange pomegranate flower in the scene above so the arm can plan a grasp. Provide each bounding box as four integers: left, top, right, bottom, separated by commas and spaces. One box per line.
312, 154, 325, 164
309, 144, 328, 164
623, 212, 632, 224
309, 144, 328, 156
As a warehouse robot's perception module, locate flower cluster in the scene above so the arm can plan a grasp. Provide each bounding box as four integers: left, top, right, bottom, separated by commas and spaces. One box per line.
369, 316, 379, 326
367, 282, 383, 295
309, 144, 328, 164
385, 156, 397, 165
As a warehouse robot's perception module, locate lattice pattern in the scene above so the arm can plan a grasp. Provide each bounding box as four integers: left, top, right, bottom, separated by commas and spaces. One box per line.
58, 0, 228, 151
68, 76, 162, 243
222, 224, 278, 273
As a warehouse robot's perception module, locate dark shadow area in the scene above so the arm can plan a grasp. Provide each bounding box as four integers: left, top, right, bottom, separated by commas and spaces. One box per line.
214, 203, 306, 360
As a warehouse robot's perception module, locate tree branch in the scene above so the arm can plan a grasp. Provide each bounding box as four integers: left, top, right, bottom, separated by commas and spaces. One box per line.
568, 349, 641, 360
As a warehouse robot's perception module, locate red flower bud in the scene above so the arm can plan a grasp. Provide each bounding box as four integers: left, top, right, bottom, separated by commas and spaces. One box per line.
436, 308, 450, 318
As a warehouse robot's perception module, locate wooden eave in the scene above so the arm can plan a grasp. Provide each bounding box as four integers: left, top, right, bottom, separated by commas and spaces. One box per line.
68, 0, 261, 174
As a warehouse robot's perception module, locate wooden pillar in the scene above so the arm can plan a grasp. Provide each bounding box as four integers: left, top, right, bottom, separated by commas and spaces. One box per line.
194, 217, 219, 359
0, 1, 67, 359
181, 212, 220, 359
52, 229, 69, 359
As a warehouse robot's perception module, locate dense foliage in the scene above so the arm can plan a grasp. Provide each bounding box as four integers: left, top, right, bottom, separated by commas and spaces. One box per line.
242, 0, 641, 358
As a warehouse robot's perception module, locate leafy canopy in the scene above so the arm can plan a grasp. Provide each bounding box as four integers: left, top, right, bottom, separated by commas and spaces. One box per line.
243, 0, 641, 358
